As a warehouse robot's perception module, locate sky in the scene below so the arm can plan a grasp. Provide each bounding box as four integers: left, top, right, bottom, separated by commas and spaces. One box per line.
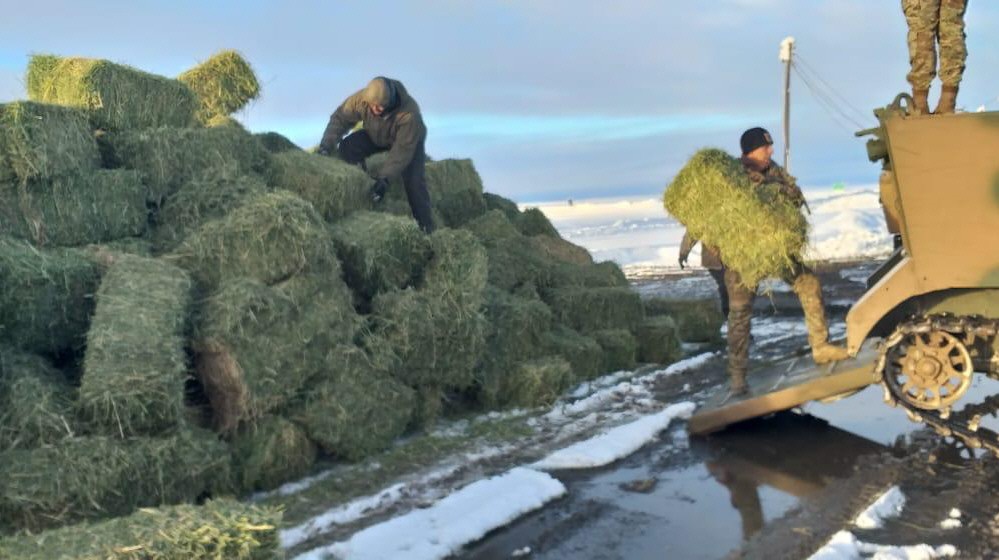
2, 0, 997, 202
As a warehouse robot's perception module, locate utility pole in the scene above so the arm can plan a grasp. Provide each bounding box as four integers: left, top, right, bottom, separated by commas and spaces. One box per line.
779, 36, 795, 172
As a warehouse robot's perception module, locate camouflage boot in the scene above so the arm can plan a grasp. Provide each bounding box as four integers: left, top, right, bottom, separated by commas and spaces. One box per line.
912, 88, 930, 115
934, 85, 959, 114
792, 273, 849, 364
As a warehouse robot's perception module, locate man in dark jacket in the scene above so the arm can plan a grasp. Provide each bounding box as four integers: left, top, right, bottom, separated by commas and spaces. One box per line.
678, 231, 729, 316
317, 77, 434, 233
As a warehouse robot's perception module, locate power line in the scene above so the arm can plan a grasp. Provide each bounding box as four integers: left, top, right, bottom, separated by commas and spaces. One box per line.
794, 53, 872, 125
791, 63, 865, 133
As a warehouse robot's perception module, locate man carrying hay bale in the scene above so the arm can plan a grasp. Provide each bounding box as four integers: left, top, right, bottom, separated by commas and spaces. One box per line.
664, 127, 848, 397
317, 77, 434, 233
678, 230, 728, 316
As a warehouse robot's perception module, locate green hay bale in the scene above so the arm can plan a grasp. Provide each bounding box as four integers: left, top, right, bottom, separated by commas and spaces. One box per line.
205, 115, 246, 130
267, 150, 371, 222
78, 256, 192, 437
104, 125, 270, 203
26, 54, 198, 130
424, 159, 488, 227
290, 345, 416, 461
0, 238, 100, 355
0, 430, 230, 533
0, 499, 282, 560
541, 324, 603, 381
411, 384, 444, 430
0, 101, 99, 185
231, 415, 317, 493
529, 235, 593, 266
194, 273, 360, 431
663, 148, 808, 288
0, 347, 75, 451
169, 191, 335, 292
477, 288, 553, 403
635, 316, 683, 364
483, 192, 520, 221
256, 131, 300, 154
332, 211, 431, 298
0, 169, 147, 247
592, 329, 638, 372
422, 228, 488, 301
488, 356, 574, 409
516, 207, 560, 238
543, 287, 644, 334
178, 50, 260, 124
464, 210, 555, 292
643, 297, 725, 343
151, 171, 267, 253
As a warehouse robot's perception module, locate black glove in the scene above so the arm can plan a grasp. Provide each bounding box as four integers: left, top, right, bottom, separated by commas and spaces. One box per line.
678, 255, 687, 270
370, 177, 389, 203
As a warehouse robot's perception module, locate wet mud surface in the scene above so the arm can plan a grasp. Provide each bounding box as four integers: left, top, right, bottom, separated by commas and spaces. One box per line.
461, 261, 999, 559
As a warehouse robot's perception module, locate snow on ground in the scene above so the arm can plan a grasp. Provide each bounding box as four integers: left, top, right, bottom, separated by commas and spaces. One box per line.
295, 468, 566, 560
281, 484, 406, 549
854, 486, 906, 529
530, 186, 892, 277
532, 401, 696, 470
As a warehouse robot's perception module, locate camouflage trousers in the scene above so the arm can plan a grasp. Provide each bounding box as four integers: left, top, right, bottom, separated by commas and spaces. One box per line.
902, 0, 968, 89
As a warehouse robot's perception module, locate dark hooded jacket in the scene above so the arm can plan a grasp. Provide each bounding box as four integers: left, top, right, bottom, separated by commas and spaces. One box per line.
319, 78, 427, 178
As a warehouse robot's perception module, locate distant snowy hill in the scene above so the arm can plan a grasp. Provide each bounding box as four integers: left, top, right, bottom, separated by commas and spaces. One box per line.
532, 187, 893, 278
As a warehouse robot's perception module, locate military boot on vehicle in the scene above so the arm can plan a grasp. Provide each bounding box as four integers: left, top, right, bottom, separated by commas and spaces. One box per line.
793, 273, 850, 364
934, 85, 958, 114
912, 88, 930, 115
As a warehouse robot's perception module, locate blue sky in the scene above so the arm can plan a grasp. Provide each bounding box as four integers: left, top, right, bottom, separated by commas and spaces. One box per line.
2, 1, 997, 202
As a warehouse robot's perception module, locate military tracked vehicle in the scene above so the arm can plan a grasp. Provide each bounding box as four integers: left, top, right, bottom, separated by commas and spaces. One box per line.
690, 95, 999, 440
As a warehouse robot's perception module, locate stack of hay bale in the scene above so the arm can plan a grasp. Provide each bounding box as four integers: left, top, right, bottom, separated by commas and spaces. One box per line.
0, 49, 689, 552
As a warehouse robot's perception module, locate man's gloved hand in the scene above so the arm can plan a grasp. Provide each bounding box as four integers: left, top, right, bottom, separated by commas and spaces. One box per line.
678, 254, 688, 270
370, 177, 389, 203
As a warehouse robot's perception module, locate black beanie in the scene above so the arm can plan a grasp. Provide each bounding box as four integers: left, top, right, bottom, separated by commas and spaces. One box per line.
740, 127, 774, 155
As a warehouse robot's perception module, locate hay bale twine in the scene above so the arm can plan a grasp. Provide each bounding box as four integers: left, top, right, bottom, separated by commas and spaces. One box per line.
635, 316, 684, 364
332, 211, 431, 299
78, 255, 192, 437
0, 101, 99, 185
541, 324, 603, 381
543, 287, 644, 333
0, 429, 230, 533
0, 169, 147, 247
0, 347, 75, 451
643, 297, 725, 343
103, 125, 270, 203
489, 356, 574, 409
268, 150, 372, 221
178, 50, 260, 125
169, 190, 335, 292
592, 329, 638, 372
230, 415, 317, 493
255, 131, 301, 154
151, 171, 267, 253
515, 207, 560, 238
0, 499, 281, 560
0, 238, 100, 355
26, 54, 198, 130
663, 148, 808, 288
289, 345, 416, 461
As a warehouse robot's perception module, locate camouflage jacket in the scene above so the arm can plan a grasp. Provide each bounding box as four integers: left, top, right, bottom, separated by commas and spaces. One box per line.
740, 156, 807, 209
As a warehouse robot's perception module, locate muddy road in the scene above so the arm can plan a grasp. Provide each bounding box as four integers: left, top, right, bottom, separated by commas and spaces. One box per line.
460, 262, 999, 560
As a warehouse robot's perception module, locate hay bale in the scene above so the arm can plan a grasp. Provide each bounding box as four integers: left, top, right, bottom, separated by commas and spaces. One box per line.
78, 256, 192, 437
267, 150, 371, 221
663, 148, 808, 288
103, 125, 270, 203
483, 192, 520, 221
151, 171, 267, 253
332, 211, 431, 298
194, 274, 360, 431
169, 191, 335, 291
0, 429, 230, 533
477, 288, 553, 402
289, 345, 416, 461
635, 316, 683, 364
411, 384, 444, 430
0, 347, 75, 451
516, 207, 560, 238
0, 238, 100, 355
0, 499, 281, 560
205, 115, 246, 130
178, 50, 260, 124
488, 356, 574, 409
422, 228, 488, 301
26, 54, 198, 130
643, 297, 725, 343
231, 415, 316, 493
541, 324, 603, 381
424, 159, 488, 227
592, 329, 638, 372
543, 287, 644, 333
0, 101, 99, 185
0, 169, 147, 247
255, 131, 301, 154
529, 235, 593, 265
464, 210, 556, 292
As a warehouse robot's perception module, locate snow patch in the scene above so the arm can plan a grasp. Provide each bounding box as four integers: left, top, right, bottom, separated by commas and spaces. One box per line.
295, 468, 565, 560
854, 486, 906, 529
280, 484, 406, 549
532, 402, 696, 470
808, 531, 956, 560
